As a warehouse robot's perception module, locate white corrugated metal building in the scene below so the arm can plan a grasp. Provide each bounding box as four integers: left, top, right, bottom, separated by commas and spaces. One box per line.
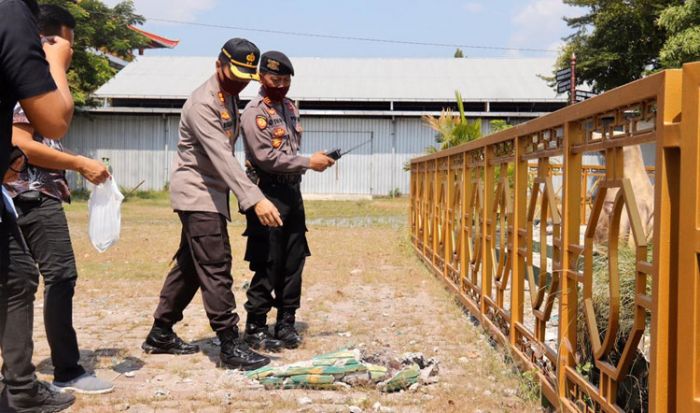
65, 56, 567, 195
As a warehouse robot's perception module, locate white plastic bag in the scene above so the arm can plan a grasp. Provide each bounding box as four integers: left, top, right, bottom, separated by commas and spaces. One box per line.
88, 177, 124, 253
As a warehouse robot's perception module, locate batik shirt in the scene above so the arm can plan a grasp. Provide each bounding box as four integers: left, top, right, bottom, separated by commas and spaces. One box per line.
4, 103, 71, 203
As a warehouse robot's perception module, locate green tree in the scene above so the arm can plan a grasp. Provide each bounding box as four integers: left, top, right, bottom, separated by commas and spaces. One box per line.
658, 0, 700, 67
40, 0, 148, 105
558, 0, 681, 92
422, 91, 481, 153
454, 48, 465, 58
558, 2, 661, 311
489, 119, 512, 133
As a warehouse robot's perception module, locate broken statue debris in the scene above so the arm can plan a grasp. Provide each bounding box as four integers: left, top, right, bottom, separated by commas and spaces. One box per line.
245, 349, 439, 392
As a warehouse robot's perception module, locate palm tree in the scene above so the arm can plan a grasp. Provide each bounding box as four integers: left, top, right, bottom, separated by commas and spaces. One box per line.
422, 91, 482, 152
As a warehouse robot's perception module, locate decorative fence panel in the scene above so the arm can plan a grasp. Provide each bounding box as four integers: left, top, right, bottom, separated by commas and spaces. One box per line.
409, 63, 700, 412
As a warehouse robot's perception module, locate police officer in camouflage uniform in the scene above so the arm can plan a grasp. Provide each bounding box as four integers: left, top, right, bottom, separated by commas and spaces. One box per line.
240, 51, 334, 350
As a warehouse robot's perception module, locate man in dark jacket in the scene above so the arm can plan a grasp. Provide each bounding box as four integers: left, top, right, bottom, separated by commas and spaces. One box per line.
0, 0, 76, 411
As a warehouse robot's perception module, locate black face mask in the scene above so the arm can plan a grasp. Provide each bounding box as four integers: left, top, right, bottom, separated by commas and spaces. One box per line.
263, 85, 290, 102
217, 69, 248, 96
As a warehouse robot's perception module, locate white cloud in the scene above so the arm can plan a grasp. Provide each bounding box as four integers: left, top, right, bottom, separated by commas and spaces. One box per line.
102, 0, 219, 21
508, 0, 584, 56
464, 2, 484, 13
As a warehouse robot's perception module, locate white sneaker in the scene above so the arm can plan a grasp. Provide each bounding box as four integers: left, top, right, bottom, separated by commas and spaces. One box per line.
53, 373, 114, 395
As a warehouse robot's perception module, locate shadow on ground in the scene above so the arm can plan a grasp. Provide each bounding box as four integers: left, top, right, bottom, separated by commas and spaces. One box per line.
193, 321, 309, 366
36, 348, 145, 376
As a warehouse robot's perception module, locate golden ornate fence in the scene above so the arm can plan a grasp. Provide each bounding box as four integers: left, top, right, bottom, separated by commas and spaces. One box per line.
409, 62, 700, 412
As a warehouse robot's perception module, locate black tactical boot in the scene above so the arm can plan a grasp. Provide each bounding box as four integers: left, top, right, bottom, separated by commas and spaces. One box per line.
142, 321, 199, 355
6, 380, 75, 413
275, 311, 302, 349
217, 328, 270, 370
244, 315, 284, 352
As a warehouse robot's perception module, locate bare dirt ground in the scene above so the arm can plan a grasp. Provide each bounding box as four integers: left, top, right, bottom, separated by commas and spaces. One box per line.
29, 196, 543, 412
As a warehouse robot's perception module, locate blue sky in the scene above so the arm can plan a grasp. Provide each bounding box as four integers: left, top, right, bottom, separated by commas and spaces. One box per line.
104, 0, 585, 59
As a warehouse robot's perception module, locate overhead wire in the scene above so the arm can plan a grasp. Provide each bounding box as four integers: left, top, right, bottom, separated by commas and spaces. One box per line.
142, 17, 560, 54
83, 9, 560, 55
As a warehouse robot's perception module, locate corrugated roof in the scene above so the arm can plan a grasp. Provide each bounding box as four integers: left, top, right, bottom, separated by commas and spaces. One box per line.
94, 56, 564, 102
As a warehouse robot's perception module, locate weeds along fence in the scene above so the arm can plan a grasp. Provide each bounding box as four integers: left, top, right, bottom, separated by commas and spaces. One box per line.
409, 62, 700, 412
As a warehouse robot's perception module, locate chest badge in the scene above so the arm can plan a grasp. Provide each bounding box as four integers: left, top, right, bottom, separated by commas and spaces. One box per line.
256, 116, 268, 130
273, 127, 286, 138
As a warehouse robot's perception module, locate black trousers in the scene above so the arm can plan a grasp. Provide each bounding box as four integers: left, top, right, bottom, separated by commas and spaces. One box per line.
243, 182, 310, 321
10, 197, 85, 383
154, 211, 240, 334
0, 211, 39, 396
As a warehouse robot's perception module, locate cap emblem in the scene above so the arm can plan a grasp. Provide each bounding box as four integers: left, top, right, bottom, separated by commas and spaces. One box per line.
246, 53, 256, 64
267, 59, 280, 71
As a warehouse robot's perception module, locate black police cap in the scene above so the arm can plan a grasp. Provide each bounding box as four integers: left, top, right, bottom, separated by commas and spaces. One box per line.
220, 38, 260, 81
259, 51, 294, 76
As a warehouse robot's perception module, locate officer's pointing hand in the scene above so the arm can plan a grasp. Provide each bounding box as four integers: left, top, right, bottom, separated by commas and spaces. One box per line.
254, 198, 283, 227
309, 151, 335, 172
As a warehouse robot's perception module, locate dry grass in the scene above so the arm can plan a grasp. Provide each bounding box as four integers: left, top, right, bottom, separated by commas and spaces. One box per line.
27, 196, 543, 412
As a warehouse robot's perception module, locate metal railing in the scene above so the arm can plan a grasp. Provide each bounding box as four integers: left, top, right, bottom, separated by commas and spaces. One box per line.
409, 62, 700, 412
529, 164, 656, 226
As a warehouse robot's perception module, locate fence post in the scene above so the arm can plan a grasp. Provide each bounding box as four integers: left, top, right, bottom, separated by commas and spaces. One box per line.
460, 152, 469, 293
511, 137, 527, 346
645, 68, 682, 413
410, 165, 416, 241
482, 146, 494, 315
430, 159, 437, 267
675, 62, 700, 413
558, 119, 584, 406
445, 158, 452, 279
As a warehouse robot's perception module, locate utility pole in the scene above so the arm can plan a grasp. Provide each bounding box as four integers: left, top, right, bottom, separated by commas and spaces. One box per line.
570, 53, 577, 105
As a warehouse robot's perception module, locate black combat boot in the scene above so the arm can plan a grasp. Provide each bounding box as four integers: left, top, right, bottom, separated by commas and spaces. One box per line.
217, 328, 270, 370
244, 315, 283, 352
142, 321, 199, 355
274, 311, 302, 349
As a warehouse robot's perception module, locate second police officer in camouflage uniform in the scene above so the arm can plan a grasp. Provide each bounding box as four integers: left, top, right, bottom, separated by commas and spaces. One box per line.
241, 51, 335, 350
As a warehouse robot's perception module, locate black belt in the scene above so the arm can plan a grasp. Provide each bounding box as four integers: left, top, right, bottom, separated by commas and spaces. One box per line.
15, 190, 43, 203
259, 174, 301, 185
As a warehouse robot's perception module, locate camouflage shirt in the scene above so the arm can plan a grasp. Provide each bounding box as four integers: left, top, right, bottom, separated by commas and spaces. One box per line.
3, 104, 71, 203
